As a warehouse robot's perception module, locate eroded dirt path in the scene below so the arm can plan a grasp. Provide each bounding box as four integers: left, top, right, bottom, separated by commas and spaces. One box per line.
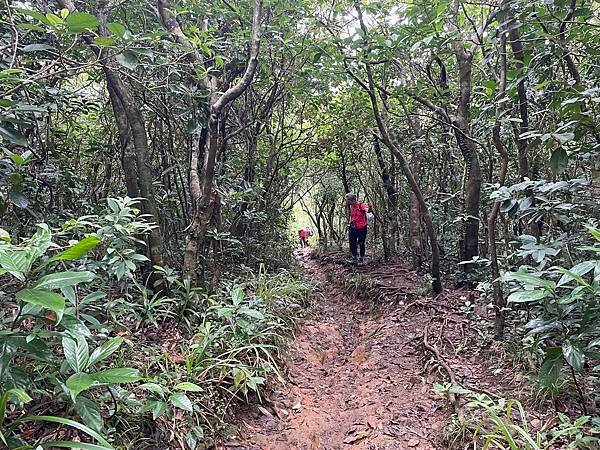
223, 250, 519, 450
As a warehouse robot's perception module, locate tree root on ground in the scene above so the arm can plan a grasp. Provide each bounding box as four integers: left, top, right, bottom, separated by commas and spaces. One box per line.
422, 324, 465, 422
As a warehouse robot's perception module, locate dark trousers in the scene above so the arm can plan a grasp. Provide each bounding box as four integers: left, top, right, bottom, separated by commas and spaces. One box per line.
349, 226, 367, 257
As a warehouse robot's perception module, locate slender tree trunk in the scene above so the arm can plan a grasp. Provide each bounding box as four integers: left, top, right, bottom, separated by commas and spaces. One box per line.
373, 136, 398, 256
104, 69, 166, 270
327, 202, 339, 244
507, 15, 529, 180
488, 31, 511, 339
354, 0, 442, 293
507, 9, 543, 240
408, 195, 422, 266
211, 191, 224, 286
339, 148, 351, 194
559, 0, 581, 86
57, 0, 166, 271
159, 0, 263, 282
107, 83, 140, 200
407, 133, 424, 267
451, 41, 481, 269
489, 122, 509, 339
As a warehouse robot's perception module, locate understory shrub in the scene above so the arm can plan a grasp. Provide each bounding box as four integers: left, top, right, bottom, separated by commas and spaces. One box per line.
0, 199, 313, 449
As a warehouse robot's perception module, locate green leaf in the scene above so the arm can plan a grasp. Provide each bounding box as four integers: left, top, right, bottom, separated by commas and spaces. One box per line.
22, 43, 55, 52
7, 388, 32, 403
91, 368, 141, 384
174, 382, 203, 392
152, 400, 168, 420
8, 152, 24, 166
34, 271, 95, 289
16, 288, 65, 314
8, 388, 33, 403
8, 191, 29, 208
552, 132, 575, 145
556, 267, 591, 288
62, 335, 90, 372
107, 22, 126, 37
14, 415, 112, 448
0, 126, 28, 146
61, 314, 92, 337
93, 37, 116, 47
139, 382, 165, 396
549, 148, 568, 175
65, 12, 100, 32
37, 441, 112, 450
507, 289, 547, 303
74, 396, 103, 432
585, 226, 600, 242
231, 287, 244, 305
115, 51, 138, 70
586, 351, 600, 361
0, 388, 33, 431
0, 392, 8, 428
0, 251, 29, 279
140, 400, 168, 419
66, 372, 96, 399
508, 271, 555, 290
51, 236, 101, 261
562, 341, 585, 372
169, 392, 193, 412
88, 337, 123, 367
12, 7, 53, 26
45, 13, 63, 27
23, 337, 50, 359
539, 351, 563, 387
557, 261, 595, 287
0, 228, 10, 243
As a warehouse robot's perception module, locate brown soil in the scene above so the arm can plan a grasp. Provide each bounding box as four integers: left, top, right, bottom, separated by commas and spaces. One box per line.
221, 249, 529, 450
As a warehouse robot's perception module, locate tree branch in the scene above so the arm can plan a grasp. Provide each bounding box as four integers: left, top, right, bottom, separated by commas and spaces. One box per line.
212, 0, 263, 113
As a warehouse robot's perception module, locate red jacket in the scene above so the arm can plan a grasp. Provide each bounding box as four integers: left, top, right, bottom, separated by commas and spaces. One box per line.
350, 202, 368, 229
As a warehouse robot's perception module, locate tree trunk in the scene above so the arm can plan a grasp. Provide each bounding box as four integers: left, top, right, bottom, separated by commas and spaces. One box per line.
489, 121, 509, 339
158, 0, 263, 282
107, 83, 140, 200
507, 15, 529, 180
405, 116, 425, 267
451, 41, 481, 270
103, 69, 166, 271
354, 0, 442, 293
57, 0, 166, 272
507, 9, 543, 240
373, 136, 399, 256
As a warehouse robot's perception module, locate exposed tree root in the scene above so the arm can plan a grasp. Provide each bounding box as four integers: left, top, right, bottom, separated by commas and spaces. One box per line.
423, 324, 465, 422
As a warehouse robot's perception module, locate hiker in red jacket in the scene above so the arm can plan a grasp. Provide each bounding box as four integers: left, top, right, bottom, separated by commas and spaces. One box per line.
346, 192, 369, 264
298, 228, 308, 248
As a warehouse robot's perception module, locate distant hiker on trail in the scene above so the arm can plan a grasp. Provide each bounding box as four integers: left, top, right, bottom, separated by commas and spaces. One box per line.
346, 192, 370, 264
298, 228, 309, 248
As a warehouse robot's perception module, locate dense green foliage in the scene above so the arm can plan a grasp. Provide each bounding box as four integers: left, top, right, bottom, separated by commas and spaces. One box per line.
1, 0, 599, 448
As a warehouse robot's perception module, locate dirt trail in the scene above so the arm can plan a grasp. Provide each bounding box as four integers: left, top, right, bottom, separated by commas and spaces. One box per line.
223, 250, 516, 450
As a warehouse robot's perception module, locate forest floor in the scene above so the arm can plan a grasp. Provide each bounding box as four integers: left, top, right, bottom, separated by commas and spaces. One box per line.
221, 248, 543, 450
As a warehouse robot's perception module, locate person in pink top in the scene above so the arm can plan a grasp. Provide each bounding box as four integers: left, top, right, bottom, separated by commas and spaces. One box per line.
346, 192, 369, 264
298, 228, 308, 248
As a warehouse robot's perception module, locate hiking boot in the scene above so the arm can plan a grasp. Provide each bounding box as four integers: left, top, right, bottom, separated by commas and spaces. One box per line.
358, 256, 364, 265
347, 256, 358, 265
